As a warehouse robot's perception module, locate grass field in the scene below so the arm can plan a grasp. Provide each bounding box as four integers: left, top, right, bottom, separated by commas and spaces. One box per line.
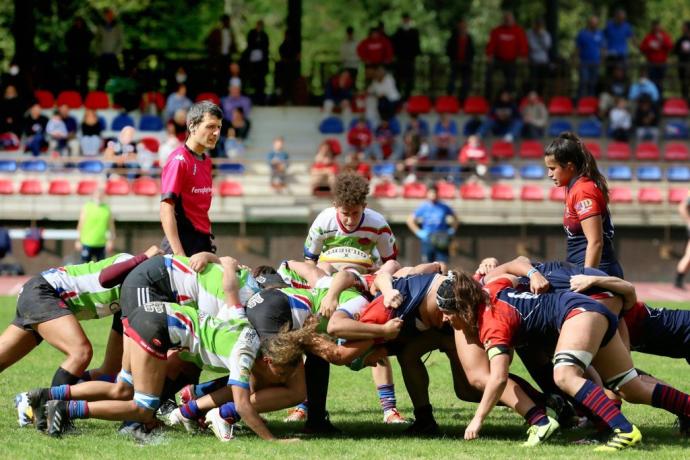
0, 296, 689, 459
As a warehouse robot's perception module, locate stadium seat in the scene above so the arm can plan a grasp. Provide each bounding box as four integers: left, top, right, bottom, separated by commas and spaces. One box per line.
577, 119, 602, 138
584, 141, 602, 159
140, 91, 166, 112
669, 187, 688, 204
139, 137, 160, 153
547, 119, 573, 137
606, 142, 631, 161
490, 141, 515, 160
105, 179, 130, 196
609, 186, 633, 203
132, 177, 159, 196
462, 96, 489, 115
520, 185, 544, 201
519, 140, 543, 159
489, 164, 516, 179
460, 183, 485, 200
664, 120, 689, 140
34, 90, 55, 109
403, 182, 428, 198
434, 95, 460, 114
111, 113, 135, 131
547, 96, 573, 116
0, 160, 16, 173
667, 165, 690, 182
662, 98, 689, 117
48, 179, 72, 195
195, 92, 221, 105
78, 160, 104, 174
319, 116, 344, 134
372, 181, 398, 198
491, 183, 515, 200
0, 179, 13, 194
520, 163, 545, 180
664, 142, 690, 162
217, 163, 245, 174
77, 180, 98, 196
638, 187, 663, 204
636, 165, 662, 182
635, 142, 660, 161
139, 115, 164, 132
406, 95, 432, 114
576, 96, 598, 116
549, 186, 566, 202
56, 90, 83, 109
435, 180, 456, 199
20, 179, 43, 195
219, 180, 243, 197
84, 91, 110, 109
20, 160, 47, 172
0, 132, 20, 151
607, 165, 633, 181
372, 163, 396, 177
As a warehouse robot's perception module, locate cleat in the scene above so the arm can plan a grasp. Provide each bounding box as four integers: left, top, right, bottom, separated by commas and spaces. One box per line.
205, 408, 235, 442
117, 421, 141, 435
594, 425, 642, 452
27, 388, 49, 431
403, 418, 441, 436
160, 407, 198, 433
674, 416, 690, 436
156, 399, 177, 418
284, 406, 307, 423
179, 385, 195, 405
15, 393, 33, 427
545, 393, 578, 429
302, 412, 341, 435
383, 408, 408, 424
522, 416, 560, 447
45, 400, 69, 437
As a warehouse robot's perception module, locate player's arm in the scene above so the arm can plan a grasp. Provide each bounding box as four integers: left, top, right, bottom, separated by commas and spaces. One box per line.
679, 198, 690, 224
580, 215, 604, 269
287, 259, 329, 287
371, 273, 403, 308
232, 384, 277, 440
160, 199, 185, 256
306, 334, 375, 365
303, 220, 324, 264
484, 256, 549, 294
326, 310, 402, 340
220, 256, 241, 311
569, 274, 637, 311
98, 246, 163, 287
319, 271, 358, 318
188, 252, 221, 272
465, 349, 511, 440
250, 363, 306, 412
405, 212, 422, 235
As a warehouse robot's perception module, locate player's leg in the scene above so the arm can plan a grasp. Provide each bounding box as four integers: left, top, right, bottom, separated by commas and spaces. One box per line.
81, 313, 124, 382
371, 357, 406, 423
35, 315, 93, 386
0, 324, 39, 373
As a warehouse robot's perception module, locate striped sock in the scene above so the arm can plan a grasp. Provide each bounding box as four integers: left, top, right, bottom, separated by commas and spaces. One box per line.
180, 400, 201, 419
296, 401, 308, 412
524, 405, 549, 426
574, 380, 632, 432
193, 376, 228, 398
219, 402, 241, 423
67, 400, 89, 419
49, 384, 71, 401
377, 384, 396, 412
652, 384, 690, 417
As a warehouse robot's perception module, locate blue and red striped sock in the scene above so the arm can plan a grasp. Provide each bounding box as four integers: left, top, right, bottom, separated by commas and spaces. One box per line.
180, 400, 201, 419
219, 402, 241, 423
524, 405, 549, 426
67, 400, 89, 419
652, 383, 690, 417
49, 384, 71, 401
377, 384, 396, 412
574, 380, 632, 432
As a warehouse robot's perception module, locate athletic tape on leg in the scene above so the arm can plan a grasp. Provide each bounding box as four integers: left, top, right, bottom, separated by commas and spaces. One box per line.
134, 391, 161, 411
553, 350, 593, 371
605, 368, 639, 392
116, 369, 133, 386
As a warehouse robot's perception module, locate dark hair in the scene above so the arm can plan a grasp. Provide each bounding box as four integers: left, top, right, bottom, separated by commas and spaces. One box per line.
544, 132, 609, 202
253, 265, 278, 278
450, 270, 489, 335
186, 101, 223, 131
334, 172, 369, 207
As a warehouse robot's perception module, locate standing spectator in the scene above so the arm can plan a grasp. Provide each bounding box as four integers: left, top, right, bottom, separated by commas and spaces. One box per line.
75, 188, 115, 263
243, 20, 270, 104
95, 8, 124, 89
206, 14, 236, 92
675, 190, 690, 289
526, 18, 552, 93
639, 20, 673, 95
340, 26, 360, 83
446, 19, 475, 102
164, 84, 192, 122
65, 17, 93, 95
160, 101, 222, 256
275, 29, 301, 104
479, 89, 523, 142
267, 136, 289, 192
674, 21, 690, 101
576, 16, 605, 99
521, 90, 548, 139
485, 11, 528, 98
357, 28, 394, 68
634, 94, 660, 142
366, 65, 401, 122
391, 13, 421, 100
322, 70, 354, 116
406, 186, 459, 263
46, 111, 69, 156
432, 113, 458, 159
0, 84, 24, 136
79, 108, 103, 156
221, 78, 252, 121
603, 9, 634, 75
22, 103, 48, 157
609, 97, 632, 141
347, 117, 373, 154
628, 69, 660, 103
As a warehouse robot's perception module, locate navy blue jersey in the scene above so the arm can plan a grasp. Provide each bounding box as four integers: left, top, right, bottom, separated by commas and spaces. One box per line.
517, 261, 610, 297
625, 302, 690, 361
390, 273, 438, 321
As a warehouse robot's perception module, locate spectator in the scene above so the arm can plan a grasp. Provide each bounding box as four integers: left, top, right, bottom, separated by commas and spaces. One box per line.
391, 12, 421, 100
406, 186, 459, 263
243, 20, 270, 104
22, 103, 48, 157
170, 109, 188, 142
603, 9, 635, 75
2, 60, 30, 100
347, 117, 373, 153
46, 110, 69, 156
267, 136, 289, 192
275, 29, 301, 104
323, 70, 354, 116
366, 65, 401, 121
221, 78, 252, 122
639, 20, 673, 95
405, 113, 430, 139
206, 14, 237, 91
485, 11, 528, 98
356, 28, 394, 67
95, 8, 124, 89
75, 188, 115, 263
526, 18, 552, 93
634, 94, 660, 142
372, 119, 402, 161
609, 97, 632, 141
79, 108, 103, 156
158, 121, 182, 167
229, 107, 250, 141
65, 17, 93, 95
340, 26, 360, 83
458, 134, 489, 175
628, 69, 660, 103
520, 90, 548, 139
674, 21, 690, 101
479, 89, 523, 142
58, 104, 78, 155
164, 84, 193, 122
399, 131, 423, 182
223, 127, 244, 159
343, 150, 371, 181
0, 84, 24, 136
228, 61, 242, 86
432, 113, 458, 159
598, 65, 629, 118
104, 126, 138, 177
311, 141, 339, 193
576, 16, 605, 99
446, 19, 475, 102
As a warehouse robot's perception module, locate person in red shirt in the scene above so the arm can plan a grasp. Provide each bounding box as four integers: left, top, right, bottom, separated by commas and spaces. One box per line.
310, 140, 340, 193
458, 134, 488, 175
639, 20, 674, 94
356, 28, 394, 67
347, 117, 373, 153
485, 11, 528, 98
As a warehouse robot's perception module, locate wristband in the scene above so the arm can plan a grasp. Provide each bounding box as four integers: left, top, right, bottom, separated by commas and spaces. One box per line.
526, 268, 538, 278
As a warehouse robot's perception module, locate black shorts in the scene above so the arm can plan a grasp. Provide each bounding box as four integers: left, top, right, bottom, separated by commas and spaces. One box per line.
119, 255, 175, 318
161, 228, 215, 257
124, 302, 173, 360
11, 276, 72, 334
245, 288, 293, 338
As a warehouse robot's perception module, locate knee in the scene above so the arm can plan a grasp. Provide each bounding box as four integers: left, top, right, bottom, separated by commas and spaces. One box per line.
112, 382, 134, 400
69, 342, 93, 367
465, 371, 488, 391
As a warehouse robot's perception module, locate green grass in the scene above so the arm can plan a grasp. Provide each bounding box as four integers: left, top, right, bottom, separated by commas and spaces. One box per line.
0, 297, 689, 459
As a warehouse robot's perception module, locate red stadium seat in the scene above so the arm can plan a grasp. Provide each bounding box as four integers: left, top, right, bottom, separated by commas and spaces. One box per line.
669, 187, 688, 204
584, 141, 602, 159
403, 182, 428, 198
132, 177, 159, 196
0, 179, 13, 194
664, 143, 690, 162
662, 98, 689, 117
34, 90, 55, 109
606, 142, 631, 161
84, 91, 110, 109
576, 96, 598, 116
549, 186, 566, 202
434, 95, 460, 114
462, 96, 489, 115
140, 91, 166, 112
20, 179, 43, 195
105, 179, 130, 196
372, 181, 398, 198
520, 185, 544, 201
56, 90, 83, 109
139, 137, 160, 153
48, 179, 71, 195
638, 187, 663, 204
610, 186, 633, 203
491, 184, 515, 200
490, 141, 515, 159
435, 181, 456, 199
460, 183, 485, 200
406, 95, 432, 114
548, 96, 573, 116
195, 92, 221, 105
219, 180, 243, 197
635, 142, 660, 161
519, 140, 543, 159
77, 180, 98, 196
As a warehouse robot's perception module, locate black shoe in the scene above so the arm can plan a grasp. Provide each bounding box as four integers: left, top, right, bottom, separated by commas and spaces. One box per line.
27, 388, 49, 431
403, 418, 441, 436
546, 393, 578, 429
45, 400, 69, 437
156, 399, 177, 419
302, 412, 341, 435
675, 415, 690, 436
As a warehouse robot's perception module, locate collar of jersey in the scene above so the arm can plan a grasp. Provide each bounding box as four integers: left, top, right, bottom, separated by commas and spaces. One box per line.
183, 142, 207, 160
566, 174, 584, 191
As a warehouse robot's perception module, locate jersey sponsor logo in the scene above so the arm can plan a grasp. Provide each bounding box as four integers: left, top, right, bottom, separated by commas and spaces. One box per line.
191, 186, 212, 194
174, 154, 185, 162
247, 293, 263, 309
192, 163, 197, 176
506, 291, 540, 300
143, 302, 166, 313
574, 199, 593, 216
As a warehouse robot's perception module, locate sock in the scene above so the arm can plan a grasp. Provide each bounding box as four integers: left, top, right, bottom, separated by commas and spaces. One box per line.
67, 400, 89, 419
652, 383, 690, 417
193, 376, 228, 398
80, 370, 117, 383
377, 384, 396, 412
219, 402, 241, 423
49, 384, 71, 401
524, 405, 549, 426
304, 353, 329, 423
295, 401, 308, 412
180, 400, 201, 420
509, 373, 546, 406
51, 367, 81, 386
412, 404, 436, 425
574, 380, 632, 432
80, 370, 93, 382
676, 273, 685, 286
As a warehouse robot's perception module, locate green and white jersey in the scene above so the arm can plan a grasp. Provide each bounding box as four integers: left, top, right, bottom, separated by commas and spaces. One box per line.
165, 302, 260, 389
273, 287, 368, 331
303, 207, 397, 271
40, 253, 133, 320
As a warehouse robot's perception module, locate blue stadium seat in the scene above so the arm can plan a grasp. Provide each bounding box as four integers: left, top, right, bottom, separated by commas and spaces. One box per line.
78, 160, 104, 174
20, 160, 47, 172
319, 116, 345, 134
372, 162, 396, 177
548, 119, 573, 137
217, 163, 245, 174
667, 165, 690, 182
111, 113, 135, 131
577, 119, 602, 138
636, 165, 662, 182
139, 115, 164, 132
607, 165, 632, 181
664, 120, 690, 140
489, 164, 516, 179
0, 160, 16, 173
519, 163, 545, 179
433, 164, 463, 181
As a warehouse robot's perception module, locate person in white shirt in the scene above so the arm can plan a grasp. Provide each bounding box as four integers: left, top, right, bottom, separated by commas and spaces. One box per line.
527, 18, 552, 92
366, 66, 401, 122
340, 26, 360, 85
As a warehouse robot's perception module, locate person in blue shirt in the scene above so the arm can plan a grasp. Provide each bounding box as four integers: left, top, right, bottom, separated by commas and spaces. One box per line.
628, 69, 660, 103
267, 136, 289, 192
406, 186, 458, 263
575, 16, 606, 98
603, 9, 635, 74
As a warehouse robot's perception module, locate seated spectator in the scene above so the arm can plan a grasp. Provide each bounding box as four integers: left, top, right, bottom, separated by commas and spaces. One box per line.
221, 78, 252, 123
609, 97, 632, 141
229, 107, 250, 140
323, 70, 354, 116
458, 134, 489, 167
0, 84, 25, 136
366, 65, 401, 121
372, 119, 402, 160
104, 126, 138, 177
224, 127, 245, 159
347, 117, 373, 154
521, 90, 548, 139
46, 110, 69, 156
158, 122, 182, 167
628, 70, 660, 103
343, 150, 371, 181
169, 108, 188, 142
634, 94, 660, 142
164, 84, 192, 121
267, 136, 289, 192
311, 140, 339, 193
22, 102, 48, 157
432, 113, 458, 159
405, 113, 430, 139
598, 65, 629, 118
479, 89, 523, 141
80, 108, 103, 156
58, 103, 78, 155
